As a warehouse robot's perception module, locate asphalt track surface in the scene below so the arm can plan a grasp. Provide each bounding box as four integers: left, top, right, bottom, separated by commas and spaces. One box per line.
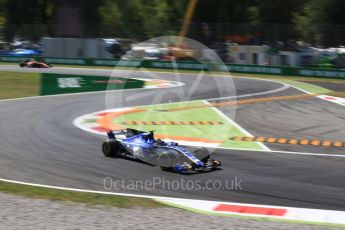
0, 65, 344, 211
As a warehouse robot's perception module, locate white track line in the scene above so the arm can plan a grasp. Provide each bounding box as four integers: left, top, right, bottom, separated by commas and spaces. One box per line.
0, 178, 186, 200
207, 83, 290, 101
0, 80, 183, 103
213, 146, 345, 158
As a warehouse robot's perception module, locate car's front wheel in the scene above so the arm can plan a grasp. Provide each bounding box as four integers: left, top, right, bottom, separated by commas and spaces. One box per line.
102, 140, 121, 157
193, 147, 210, 162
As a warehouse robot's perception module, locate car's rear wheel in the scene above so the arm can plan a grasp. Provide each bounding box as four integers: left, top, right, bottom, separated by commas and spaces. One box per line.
193, 147, 210, 162
102, 139, 121, 157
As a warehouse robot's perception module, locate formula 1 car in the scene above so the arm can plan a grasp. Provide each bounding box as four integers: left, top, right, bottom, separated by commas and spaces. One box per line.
19, 59, 52, 68
102, 128, 221, 173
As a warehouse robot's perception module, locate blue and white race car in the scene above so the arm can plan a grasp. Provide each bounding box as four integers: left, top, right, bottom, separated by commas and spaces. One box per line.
102, 128, 221, 173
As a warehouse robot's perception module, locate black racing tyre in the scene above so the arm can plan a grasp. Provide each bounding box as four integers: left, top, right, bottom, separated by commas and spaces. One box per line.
157, 152, 172, 171
102, 139, 121, 157
193, 147, 210, 162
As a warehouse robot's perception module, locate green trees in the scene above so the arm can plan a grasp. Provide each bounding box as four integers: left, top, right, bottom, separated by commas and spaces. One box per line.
0, 0, 344, 46
191, 0, 304, 42
98, 0, 183, 40
3, 0, 53, 41
294, 0, 345, 46
98, 0, 123, 37
0, 0, 5, 38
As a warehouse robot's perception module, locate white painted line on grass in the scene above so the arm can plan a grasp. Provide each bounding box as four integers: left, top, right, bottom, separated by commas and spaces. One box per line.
202, 100, 271, 151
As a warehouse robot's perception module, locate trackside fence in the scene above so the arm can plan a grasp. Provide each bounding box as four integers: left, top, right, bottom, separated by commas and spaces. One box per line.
1, 56, 345, 79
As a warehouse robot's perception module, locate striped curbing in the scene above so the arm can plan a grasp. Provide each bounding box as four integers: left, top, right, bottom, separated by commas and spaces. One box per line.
120, 121, 223, 125
156, 197, 345, 226
231, 136, 345, 147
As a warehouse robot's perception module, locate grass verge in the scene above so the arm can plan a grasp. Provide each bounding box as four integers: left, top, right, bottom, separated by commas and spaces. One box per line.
0, 71, 40, 99
0, 181, 163, 208
327, 91, 345, 98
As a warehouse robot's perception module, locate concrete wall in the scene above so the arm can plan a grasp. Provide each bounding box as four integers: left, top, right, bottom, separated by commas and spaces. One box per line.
279, 51, 301, 66
228, 45, 306, 66
229, 45, 269, 65
42, 38, 113, 58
